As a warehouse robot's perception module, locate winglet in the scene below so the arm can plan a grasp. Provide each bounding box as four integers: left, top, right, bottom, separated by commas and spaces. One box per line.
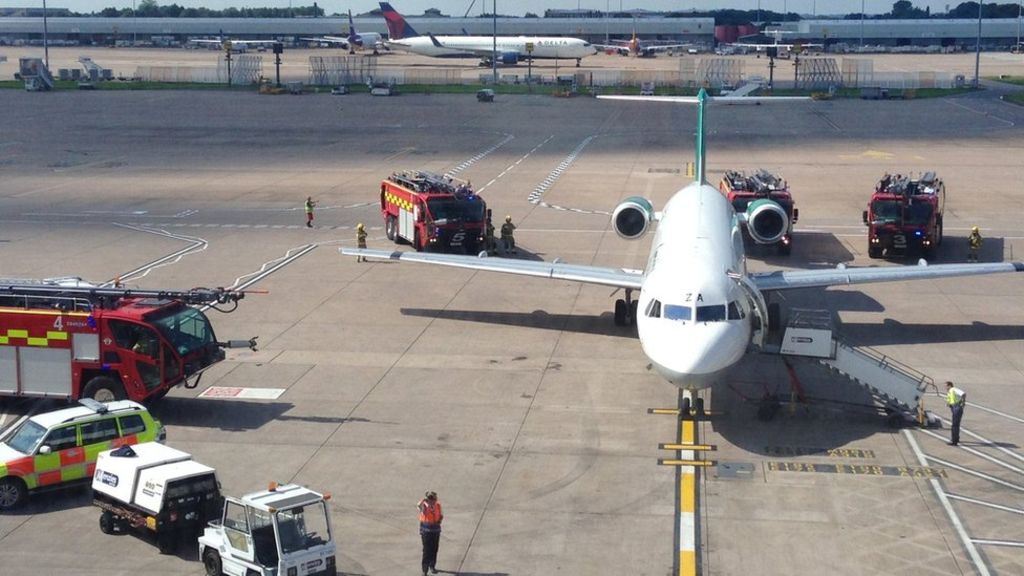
347, 9, 356, 39
428, 33, 443, 48
695, 88, 707, 184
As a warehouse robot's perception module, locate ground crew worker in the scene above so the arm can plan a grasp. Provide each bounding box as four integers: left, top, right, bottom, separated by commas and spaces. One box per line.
945, 381, 966, 446
500, 215, 517, 255
417, 491, 443, 575
484, 209, 496, 255
305, 196, 317, 228
967, 226, 983, 262
356, 223, 368, 262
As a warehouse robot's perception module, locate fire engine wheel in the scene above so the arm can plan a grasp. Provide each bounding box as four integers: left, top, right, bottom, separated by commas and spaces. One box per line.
386, 215, 397, 242
82, 376, 126, 403
99, 510, 115, 534
868, 246, 882, 259
202, 548, 223, 576
0, 477, 27, 511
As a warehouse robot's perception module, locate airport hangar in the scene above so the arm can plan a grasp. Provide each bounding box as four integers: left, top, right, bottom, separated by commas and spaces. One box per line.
1, 15, 1023, 49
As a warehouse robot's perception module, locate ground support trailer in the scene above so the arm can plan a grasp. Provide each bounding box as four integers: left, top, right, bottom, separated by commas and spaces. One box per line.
92, 442, 221, 554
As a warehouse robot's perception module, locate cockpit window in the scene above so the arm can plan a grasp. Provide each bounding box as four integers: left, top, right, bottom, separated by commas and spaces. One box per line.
695, 305, 726, 322
663, 304, 691, 321
645, 299, 662, 318
727, 301, 744, 320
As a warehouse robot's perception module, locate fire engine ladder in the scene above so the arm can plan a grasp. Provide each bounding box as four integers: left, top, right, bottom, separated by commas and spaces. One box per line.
774, 309, 933, 422
0, 277, 246, 309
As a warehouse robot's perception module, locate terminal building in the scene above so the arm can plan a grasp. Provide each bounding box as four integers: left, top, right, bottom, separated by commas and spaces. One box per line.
0, 15, 1022, 50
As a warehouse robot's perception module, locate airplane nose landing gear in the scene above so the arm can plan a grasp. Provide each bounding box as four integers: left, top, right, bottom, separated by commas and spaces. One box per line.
614, 288, 639, 326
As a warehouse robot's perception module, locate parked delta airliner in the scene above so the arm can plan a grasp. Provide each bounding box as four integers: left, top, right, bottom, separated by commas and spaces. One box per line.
379, 2, 597, 66
342, 90, 1024, 393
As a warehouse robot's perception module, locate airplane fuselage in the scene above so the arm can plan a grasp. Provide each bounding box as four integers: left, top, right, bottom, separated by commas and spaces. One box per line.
635, 182, 754, 391
387, 36, 597, 60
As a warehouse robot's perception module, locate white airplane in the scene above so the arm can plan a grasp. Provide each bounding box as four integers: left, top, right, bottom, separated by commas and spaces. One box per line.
596, 30, 699, 58
341, 89, 1023, 396
300, 9, 386, 55
379, 2, 597, 66
727, 29, 823, 57
189, 31, 275, 52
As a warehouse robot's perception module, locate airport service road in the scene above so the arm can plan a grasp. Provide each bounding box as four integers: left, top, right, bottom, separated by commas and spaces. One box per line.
1, 89, 1024, 575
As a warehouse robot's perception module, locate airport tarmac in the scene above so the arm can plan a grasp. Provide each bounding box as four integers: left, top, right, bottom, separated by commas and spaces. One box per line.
0, 80, 1023, 575
2, 45, 1023, 85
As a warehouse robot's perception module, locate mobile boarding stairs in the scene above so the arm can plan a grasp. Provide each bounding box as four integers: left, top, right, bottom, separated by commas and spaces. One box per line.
766, 308, 940, 426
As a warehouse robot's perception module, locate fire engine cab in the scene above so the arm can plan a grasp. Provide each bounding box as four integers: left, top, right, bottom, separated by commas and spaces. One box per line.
380, 170, 487, 254
863, 172, 945, 259
719, 169, 798, 255
0, 277, 256, 403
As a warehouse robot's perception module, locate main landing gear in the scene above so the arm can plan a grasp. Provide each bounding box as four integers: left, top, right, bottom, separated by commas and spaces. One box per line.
614, 288, 638, 326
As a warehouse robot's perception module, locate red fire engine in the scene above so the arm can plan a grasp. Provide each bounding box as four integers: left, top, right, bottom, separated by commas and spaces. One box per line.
862, 172, 945, 259
380, 170, 487, 254
0, 278, 256, 403
719, 169, 798, 255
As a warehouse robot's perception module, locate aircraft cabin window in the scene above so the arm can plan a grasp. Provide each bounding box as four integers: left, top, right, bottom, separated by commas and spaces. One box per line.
727, 301, 744, 320
663, 304, 691, 321
696, 305, 727, 323
645, 299, 662, 318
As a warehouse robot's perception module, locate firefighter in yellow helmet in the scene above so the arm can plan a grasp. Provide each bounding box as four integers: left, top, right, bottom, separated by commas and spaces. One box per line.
356, 223, 368, 262
500, 215, 517, 255
967, 226, 982, 263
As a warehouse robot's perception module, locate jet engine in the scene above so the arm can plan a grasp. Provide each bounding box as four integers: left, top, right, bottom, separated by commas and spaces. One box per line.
744, 198, 789, 244
611, 196, 655, 240
500, 51, 520, 65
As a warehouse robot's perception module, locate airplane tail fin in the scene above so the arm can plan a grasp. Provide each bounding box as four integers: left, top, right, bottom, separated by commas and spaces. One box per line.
695, 88, 707, 184
348, 9, 356, 39
379, 2, 419, 40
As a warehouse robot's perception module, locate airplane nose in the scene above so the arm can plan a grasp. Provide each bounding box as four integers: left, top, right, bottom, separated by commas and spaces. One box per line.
642, 323, 747, 390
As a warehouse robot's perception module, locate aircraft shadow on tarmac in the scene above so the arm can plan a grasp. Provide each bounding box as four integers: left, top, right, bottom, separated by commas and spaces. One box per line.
153, 398, 372, 430
401, 308, 635, 338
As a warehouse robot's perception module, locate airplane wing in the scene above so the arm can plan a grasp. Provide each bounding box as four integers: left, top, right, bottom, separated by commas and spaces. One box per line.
751, 261, 1024, 292
340, 248, 644, 290
300, 36, 351, 48
190, 39, 273, 46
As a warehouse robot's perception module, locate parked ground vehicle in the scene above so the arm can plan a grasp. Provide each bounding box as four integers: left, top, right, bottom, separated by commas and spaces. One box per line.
0, 277, 256, 403
863, 172, 945, 258
93, 442, 221, 554
380, 170, 487, 253
0, 398, 164, 510
199, 483, 337, 576
719, 169, 798, 255
476, 88, 495, 102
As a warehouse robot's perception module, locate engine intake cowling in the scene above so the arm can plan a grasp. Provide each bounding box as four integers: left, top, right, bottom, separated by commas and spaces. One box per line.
612, 196, 654, 240
744, 198, 789, 244
499, 51, 519, 65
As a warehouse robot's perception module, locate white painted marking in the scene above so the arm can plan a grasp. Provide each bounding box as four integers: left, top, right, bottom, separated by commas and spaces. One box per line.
925, 454, 1024, 492
477, 135, 553, 194
926, 416, 1024, 467
903, 429, 990, 576
945, 493, 1024, 516
199, 386, 286, 400
971, 539, 1024, 548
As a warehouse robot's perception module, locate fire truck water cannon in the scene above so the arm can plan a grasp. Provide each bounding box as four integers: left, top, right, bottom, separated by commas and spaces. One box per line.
719, 169, 798, 255
0, 277, 260, 403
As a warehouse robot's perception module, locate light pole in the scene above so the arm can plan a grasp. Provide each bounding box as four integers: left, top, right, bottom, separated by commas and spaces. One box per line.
492, 0, 497, 85
1017, 0, 1021, 51
974, 0, 983, 88
860, 0, 865, 48
42, 0, 49, 69
132, 0, 137, 47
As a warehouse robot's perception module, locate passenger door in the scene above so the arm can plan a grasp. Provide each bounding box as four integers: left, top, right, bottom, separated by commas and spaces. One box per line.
109, 320, 163, 392
34, 424, 81, 488
222, 500, 256, 564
